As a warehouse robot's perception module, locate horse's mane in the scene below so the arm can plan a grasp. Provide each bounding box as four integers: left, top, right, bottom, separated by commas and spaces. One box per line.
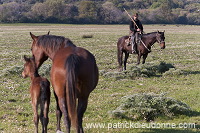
37, 35, 76, 52
143, 32, 157, 36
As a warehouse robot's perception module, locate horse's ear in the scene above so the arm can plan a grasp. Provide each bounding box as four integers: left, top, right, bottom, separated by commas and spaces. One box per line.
163, 30, 165, 33
30, 32, 38, 41
47, 31, 50, 35
23, 55, 30, 62
156, 30, 159, 36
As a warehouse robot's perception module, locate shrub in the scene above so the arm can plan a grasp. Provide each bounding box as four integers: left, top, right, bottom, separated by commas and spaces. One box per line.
162, 68, 185, 76
102, 61, 176, 80
157, 61, 175, 73
102, 71, 127, 80
109, 93, 191, 121
82, 34, 93, 38
1, 65, 23, 77
1, 63, 51, 77
39, 63, 51, 77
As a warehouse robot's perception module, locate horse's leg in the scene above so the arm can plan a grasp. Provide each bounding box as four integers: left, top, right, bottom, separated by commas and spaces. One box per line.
117, 48, 123, 71
142, 54, 148, 64
137, 53, 142, 65
58, 98, 71, 133
54, 91, 63, 132
124, 52, 129, 70
40, 97, 50, 133
77, 97, 88, 133
32, 100, 39, 133
39, 105, 44, 133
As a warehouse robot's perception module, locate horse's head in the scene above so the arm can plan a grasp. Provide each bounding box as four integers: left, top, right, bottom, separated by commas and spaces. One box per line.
30, 32, 49, 69
156, 31, 165, 49
22, 55, 38, 78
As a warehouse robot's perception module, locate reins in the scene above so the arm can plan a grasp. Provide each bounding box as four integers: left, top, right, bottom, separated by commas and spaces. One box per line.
140, 39, 151, 52
139, 34, 165, 52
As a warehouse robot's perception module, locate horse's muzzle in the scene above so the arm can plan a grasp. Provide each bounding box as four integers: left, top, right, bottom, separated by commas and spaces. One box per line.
22, 71, 27, 78
160, 42, 165, 49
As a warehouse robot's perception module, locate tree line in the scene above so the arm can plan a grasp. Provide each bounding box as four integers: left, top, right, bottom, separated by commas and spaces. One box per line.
0, 0, 199, 25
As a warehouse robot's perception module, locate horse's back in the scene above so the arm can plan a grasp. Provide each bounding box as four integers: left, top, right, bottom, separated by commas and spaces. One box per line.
117, 36, 129, 47
31, 77, 50, 100
51, 46, 98, 95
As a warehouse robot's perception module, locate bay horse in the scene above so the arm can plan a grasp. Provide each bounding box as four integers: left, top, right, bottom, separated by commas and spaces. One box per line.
29, 32, 99, 133
22, 55, 51, 133
117, 31, 165, 71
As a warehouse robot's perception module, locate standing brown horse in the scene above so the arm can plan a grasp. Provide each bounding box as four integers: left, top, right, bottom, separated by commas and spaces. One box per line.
29, 33, 99, 133
22, 55, 51, 133
117, 31, 165, 71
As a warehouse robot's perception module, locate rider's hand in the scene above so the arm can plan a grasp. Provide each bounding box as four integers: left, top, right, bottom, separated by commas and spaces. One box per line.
137, 29, 141, 31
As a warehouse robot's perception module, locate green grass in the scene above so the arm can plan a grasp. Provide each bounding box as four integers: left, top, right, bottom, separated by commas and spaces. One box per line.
0, 24, 200, 133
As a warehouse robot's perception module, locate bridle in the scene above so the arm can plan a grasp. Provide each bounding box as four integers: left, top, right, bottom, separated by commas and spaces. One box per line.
139, 33, 165, 52
156, 33, 165, 44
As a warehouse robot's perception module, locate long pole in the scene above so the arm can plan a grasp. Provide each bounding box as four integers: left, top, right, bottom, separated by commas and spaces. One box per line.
123, 8, 139, 29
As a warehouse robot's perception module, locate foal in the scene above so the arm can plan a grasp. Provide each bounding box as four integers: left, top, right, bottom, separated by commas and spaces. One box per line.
22, 55, 51, 133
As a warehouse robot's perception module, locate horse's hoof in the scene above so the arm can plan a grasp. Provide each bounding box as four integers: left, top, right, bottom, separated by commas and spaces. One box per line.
56, 130, 64, 133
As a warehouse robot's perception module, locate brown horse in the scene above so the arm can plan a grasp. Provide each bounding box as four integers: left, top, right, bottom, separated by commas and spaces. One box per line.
117, 31, 165, 71
22, 55, 51, 133
29, 33, 99, 133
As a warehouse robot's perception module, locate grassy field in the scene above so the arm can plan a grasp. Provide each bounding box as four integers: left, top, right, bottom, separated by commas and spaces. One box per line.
0, 24, 200, 133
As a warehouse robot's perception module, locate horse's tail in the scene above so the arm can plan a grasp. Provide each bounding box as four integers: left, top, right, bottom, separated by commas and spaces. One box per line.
117, 36, 128, 70
40, 80, 50, 132
65, 54, 80, 128
40, 80, 50, 113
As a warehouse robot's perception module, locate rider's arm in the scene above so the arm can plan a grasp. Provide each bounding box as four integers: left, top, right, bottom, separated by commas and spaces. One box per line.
138, 20, 143, 32
129, 21, 137, 32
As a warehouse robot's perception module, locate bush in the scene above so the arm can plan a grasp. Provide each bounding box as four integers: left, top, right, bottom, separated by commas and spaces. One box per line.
109, 93, 191, 121
157, 61, 175, 73
82, 34, 93, 38
1, 63, 51, 77
39, 64, 51, 77
102, 61, 176, 80
162, 68, 185, 76
1, 65, 23, 77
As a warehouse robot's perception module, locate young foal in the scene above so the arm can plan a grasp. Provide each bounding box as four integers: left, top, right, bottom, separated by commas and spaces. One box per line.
22, 55, 51, 133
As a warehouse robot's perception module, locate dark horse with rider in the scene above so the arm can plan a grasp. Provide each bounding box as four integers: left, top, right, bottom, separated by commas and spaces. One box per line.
117, 12, 166, 71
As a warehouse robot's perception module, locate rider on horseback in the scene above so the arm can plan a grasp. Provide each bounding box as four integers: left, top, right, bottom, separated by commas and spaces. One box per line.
128, 13, 143, 53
